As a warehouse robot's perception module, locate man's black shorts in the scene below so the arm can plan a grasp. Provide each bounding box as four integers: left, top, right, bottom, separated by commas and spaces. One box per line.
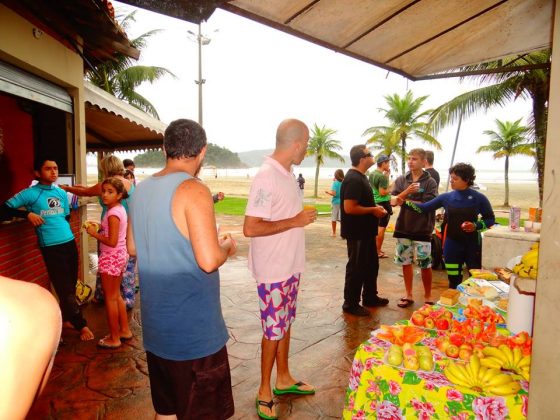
378, 200, 393, 228
146, 346, 234, 419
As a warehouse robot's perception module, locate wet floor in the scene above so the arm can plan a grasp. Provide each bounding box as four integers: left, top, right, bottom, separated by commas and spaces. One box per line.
28, 213, 449, 419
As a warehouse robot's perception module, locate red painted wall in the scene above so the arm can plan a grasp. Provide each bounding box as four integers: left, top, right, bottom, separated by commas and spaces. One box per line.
0, 210, 83, 289
0, 93, 35, 203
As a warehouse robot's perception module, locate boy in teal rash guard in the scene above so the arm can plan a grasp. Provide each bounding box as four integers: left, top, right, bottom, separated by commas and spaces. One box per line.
404, 163, 495, 289
1, 159, 93, 341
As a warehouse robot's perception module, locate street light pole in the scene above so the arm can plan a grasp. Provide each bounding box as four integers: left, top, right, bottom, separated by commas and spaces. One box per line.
195, 23, 204, 126
188, 24, 215, 127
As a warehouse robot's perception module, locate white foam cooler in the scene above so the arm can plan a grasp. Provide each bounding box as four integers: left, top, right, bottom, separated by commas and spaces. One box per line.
506, 275, 536, 335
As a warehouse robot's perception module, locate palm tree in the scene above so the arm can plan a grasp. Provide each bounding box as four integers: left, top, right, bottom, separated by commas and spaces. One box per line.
430, 50, 550, 206
363, 126, 400, 173
363, 90, 441, 175
478, 119, 534, 207
86, 11, 174, 119
306, 124, 345, 197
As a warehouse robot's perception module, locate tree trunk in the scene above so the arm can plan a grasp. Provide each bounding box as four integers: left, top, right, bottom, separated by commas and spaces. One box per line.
532, 84, 548, 207
400, 135, 407, 175
313, 161, 320, 198
504, 156, 509, 207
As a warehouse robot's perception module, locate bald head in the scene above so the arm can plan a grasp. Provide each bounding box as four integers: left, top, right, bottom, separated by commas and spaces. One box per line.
276, 119, 309, 150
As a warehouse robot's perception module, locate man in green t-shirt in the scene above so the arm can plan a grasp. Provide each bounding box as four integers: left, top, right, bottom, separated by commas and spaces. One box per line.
368, 154, 393, 257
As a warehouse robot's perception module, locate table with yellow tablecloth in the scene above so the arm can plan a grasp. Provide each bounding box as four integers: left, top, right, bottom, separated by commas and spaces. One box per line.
343, 333, 529, 419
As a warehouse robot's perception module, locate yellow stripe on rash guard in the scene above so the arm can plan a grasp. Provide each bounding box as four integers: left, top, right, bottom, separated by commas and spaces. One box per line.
446, 263, 460, 276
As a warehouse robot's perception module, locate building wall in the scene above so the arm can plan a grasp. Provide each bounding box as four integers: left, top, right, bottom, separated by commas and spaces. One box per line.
0, 4, 88, 284
0, 211, 83, 289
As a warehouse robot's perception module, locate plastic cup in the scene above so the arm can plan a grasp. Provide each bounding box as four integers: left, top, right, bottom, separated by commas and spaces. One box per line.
532, 222, 541, 233
303, 199, 316, 212
524, 221, 533, 232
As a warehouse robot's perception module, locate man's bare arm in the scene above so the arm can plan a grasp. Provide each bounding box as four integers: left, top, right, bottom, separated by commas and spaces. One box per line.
243, 209, 315, 238
175, 179, 235, 273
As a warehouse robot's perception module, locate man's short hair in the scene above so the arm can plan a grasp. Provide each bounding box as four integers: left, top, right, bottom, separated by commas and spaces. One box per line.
34, 157, 56, 172
164, 119, 207, 159
350, 145, 366, 166
409, 148, 426, 160
425, 150, 434, 165
123, 158, 135, 168
449, 163, 476, 186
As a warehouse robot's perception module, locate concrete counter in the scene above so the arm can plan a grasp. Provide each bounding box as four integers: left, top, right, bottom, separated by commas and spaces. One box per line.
481, 224, 540, 269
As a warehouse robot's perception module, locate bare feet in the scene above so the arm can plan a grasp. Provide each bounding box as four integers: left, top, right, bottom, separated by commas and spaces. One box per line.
62, 321, 73, 329
80, 327, 94, 341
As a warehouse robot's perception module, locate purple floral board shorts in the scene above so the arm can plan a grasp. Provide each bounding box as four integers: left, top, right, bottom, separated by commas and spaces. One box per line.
257, 274, 300, 340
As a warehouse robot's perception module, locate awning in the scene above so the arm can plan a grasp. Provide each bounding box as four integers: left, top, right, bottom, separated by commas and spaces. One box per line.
219, 0, 553, 80
84, 82, 166, 152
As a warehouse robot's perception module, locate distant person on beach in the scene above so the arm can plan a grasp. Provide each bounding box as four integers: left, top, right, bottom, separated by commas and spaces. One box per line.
340, 145, 389, 317
128, 119, 236, 419
391, 148, 438, 308
61, 155, 136, 310
0, 275, 62, 419
85, 177, 132, 349
297, 173, 305, 190
325, 169, 344, 236
424, 150, 440, 188
368, 154, 393, 257
402, 163, 495, 289
244, 118, 317, 420
1, 158, 94, 341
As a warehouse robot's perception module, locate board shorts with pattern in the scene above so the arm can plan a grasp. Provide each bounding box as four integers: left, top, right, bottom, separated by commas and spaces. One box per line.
394, 238, 432, 268
98, 248, 128, 276
257, 274, 300, 340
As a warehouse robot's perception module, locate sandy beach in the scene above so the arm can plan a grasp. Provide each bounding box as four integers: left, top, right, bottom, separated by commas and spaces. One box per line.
88, 170, 540, 218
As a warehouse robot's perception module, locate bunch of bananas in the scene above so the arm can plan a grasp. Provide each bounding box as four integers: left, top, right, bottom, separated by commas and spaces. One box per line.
512, 242, 539, 279
480, 345, 531, 380
445, 355, 521, 396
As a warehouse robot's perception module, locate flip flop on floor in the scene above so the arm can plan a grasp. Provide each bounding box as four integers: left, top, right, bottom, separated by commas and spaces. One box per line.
378, 252, 389, 258
120, 334, 133, 341
273, 381, 315, 396
97, 337, 121, 349
425, 301, 435, 305
256, 397, 277, 420
397, 298, 414, 308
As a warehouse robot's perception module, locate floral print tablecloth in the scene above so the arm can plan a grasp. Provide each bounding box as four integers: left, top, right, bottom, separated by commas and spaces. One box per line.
343, 335, 529, 420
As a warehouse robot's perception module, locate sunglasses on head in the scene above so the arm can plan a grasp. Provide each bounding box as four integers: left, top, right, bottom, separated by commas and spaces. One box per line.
362, 152, 372, 158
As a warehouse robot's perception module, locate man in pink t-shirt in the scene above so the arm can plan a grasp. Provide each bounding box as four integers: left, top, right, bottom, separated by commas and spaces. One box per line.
244, 119, 316, 419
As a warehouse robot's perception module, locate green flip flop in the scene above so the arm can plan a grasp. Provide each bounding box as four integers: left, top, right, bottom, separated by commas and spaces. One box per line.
273, 381, 316, 396
256, 397, 277, 420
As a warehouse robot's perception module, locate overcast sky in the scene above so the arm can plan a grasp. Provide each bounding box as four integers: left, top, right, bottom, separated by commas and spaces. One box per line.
114, 1, 535, 173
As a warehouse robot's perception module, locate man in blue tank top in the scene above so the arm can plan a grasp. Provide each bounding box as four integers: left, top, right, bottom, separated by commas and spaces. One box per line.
128, 119, 237, 419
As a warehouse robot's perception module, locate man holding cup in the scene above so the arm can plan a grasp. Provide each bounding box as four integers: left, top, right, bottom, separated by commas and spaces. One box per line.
244, 118, 317, 419
391, 148, 438, 307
